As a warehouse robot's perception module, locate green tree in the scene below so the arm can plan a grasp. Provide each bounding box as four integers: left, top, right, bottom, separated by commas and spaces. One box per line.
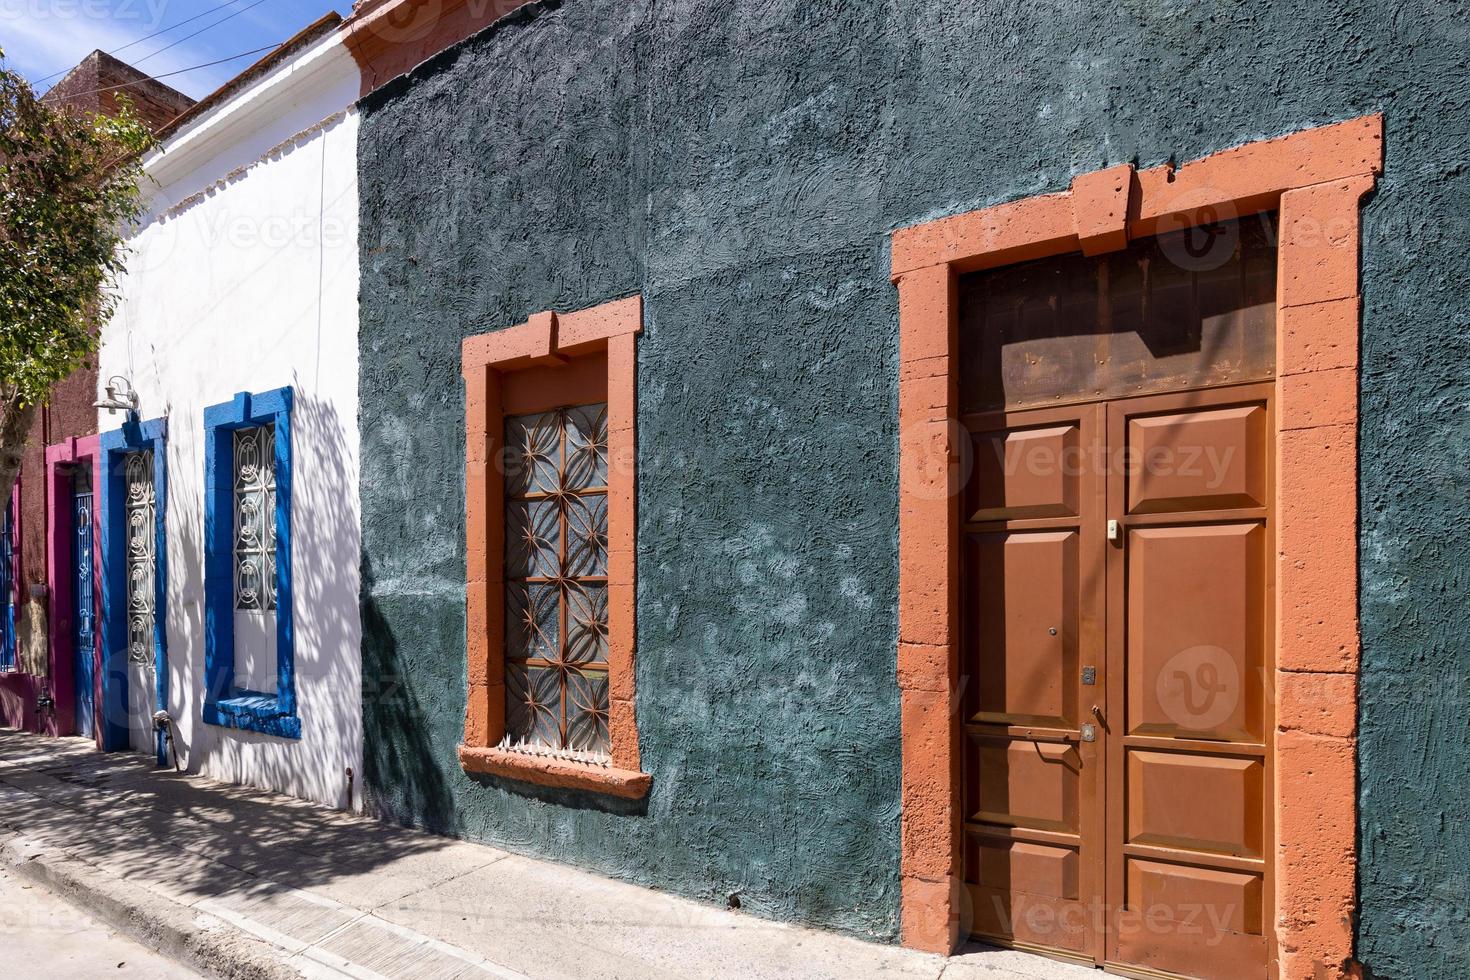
0, 50, 153, 502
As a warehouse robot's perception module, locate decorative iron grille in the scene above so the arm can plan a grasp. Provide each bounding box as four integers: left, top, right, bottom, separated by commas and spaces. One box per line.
233, 424, 276, 611
72, 468, 95, 736
124, 450, 156, 667
73, 468, 94, 654
503, 403, 610, 754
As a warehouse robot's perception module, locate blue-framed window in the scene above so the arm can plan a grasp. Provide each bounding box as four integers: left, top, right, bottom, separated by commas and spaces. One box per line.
99, 417, 168, 758
202, 387, 298, 739
1, 493, 16, 671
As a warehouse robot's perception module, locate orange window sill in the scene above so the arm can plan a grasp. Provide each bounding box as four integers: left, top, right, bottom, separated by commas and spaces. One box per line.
458, 745, 651, 800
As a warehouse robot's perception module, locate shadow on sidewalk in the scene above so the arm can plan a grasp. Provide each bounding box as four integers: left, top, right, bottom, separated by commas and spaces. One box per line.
0, 729, 459, 905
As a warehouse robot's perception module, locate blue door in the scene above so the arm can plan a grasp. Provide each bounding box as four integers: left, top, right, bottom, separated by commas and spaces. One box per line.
0, 497, 14, 671
72, 469, 96, 738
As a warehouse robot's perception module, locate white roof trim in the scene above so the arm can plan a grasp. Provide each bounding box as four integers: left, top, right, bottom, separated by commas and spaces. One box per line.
144, 28, 356, 189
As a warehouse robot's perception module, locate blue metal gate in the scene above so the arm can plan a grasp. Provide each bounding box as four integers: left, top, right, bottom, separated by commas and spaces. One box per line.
73, 469, 95, 737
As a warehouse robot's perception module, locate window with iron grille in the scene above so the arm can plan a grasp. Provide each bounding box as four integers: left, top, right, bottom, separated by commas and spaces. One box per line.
201, 387, 297, 739
232, 424, 276, 612
503, 403, 610, 754
459, 296, 644, 796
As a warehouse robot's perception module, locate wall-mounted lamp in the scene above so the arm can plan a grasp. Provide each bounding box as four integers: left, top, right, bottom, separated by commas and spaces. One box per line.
94, 375, 139, 415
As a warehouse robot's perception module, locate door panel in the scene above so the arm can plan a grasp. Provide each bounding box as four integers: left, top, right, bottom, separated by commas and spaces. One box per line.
971, 837, 1081, 900
967, 531, 1078, 727
1124, 859, 1264, 935
969, 425, 1083, 521
960, 403, 1105, 960
1106, 385, 1273, 979
1125, 523, 1265, 742
1126, 406, 1267, 514
1125, 751, 1264, 856
968, 735, 1081, 831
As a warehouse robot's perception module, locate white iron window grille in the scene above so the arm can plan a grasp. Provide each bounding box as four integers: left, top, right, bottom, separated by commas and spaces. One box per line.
124, 450, 156, 667
233, 424, 277, 612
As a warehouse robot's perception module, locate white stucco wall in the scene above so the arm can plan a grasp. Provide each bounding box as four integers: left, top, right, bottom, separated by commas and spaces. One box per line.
98, 32, 362, 809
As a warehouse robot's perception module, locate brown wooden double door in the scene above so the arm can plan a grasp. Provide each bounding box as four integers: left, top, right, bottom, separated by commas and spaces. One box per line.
961, 382, 1273, 980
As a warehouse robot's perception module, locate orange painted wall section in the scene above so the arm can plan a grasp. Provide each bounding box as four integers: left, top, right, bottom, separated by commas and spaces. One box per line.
343, 0, 536, 97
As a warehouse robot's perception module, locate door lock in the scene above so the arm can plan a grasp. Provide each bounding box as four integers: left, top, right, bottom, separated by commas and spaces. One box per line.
1081, 723, 1096, 743
1107, 519, 1120, 541
1082, 666, 1096, 685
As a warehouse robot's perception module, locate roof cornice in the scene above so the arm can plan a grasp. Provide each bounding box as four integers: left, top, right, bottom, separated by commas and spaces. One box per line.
144, 15, 355, 192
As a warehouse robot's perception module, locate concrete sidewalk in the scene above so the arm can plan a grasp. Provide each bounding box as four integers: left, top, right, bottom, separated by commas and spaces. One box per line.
0, 732, 1090, 980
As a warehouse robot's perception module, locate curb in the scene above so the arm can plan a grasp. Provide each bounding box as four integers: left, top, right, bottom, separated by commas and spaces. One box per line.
0, 833, 304, 980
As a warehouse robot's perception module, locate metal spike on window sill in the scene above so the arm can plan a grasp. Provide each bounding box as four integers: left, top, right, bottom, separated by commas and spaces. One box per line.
494, 734, 611, 769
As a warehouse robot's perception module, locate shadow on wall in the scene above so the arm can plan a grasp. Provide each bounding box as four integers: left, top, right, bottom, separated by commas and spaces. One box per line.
113, 390, 364, 810
208, 390, 364, 807
360, 552, 453, 829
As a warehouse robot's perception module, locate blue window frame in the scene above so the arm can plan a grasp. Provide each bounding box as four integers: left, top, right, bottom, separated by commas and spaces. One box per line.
1, 494, 15, 671
99, 416, 168, 758
202, 387, 298, 739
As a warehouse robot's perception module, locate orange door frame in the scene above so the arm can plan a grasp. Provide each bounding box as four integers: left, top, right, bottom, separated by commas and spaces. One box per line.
891, 115, 1382, 979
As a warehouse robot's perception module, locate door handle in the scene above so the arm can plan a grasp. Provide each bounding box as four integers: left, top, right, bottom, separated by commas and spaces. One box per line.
1091, 704, 1106, 726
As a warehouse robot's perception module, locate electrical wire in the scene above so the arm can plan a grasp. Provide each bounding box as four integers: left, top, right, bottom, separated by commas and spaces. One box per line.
133, 0, 271, 68
30, 0, 259, 86
115, 0, 256, 56
50, 42, 282, 100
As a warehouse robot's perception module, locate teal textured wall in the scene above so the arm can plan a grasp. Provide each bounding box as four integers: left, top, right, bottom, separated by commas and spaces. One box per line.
356, 0, 1470, 971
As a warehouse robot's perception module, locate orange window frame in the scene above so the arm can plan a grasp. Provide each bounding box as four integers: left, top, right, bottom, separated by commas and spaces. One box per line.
891, 115, 1381, 979
458, 295, 648, 799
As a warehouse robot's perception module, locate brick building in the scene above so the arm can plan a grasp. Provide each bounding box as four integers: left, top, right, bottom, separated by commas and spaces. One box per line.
41, 50, 195, 128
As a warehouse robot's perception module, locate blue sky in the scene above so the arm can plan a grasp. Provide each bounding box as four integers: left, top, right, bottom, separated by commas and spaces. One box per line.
1, 0, 349, 99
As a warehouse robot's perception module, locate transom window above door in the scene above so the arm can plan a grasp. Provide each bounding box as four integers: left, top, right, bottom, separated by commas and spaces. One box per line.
959, 216, 1278, 413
